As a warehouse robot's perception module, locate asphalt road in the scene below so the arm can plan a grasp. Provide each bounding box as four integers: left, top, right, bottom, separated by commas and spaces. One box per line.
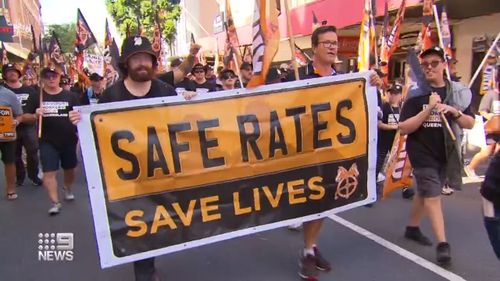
0, 159, 498, 281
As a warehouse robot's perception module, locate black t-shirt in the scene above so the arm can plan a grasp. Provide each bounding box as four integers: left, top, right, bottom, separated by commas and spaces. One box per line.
4, 84, 37, 129
400, 86, 473, 168
99, 79, 176, 104
378, 103, 400, 151
24, 89, 80, 147
175, 78, 196, 91
193, 80, 216, 92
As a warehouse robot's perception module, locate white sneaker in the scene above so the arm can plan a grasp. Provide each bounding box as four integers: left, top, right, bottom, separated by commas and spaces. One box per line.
464, 165, 478, 178
48, 202, 62, 215
64, 189, 75, 201
288, 222, 303, 231
441, 186, 454, 196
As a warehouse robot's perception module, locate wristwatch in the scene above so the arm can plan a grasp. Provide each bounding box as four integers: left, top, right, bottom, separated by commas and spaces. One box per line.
453, 110, 463, 119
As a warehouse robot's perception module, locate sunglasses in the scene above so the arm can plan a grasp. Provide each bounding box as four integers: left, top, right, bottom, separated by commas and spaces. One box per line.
222, 74, 236, 80
43, 72, 60, 80
420, 60, 442, 69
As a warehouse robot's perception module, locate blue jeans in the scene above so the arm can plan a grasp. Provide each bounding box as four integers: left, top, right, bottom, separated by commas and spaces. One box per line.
484, 208, 500, 260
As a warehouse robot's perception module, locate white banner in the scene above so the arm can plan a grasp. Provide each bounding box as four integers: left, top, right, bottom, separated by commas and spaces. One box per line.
84, 53, 104, 76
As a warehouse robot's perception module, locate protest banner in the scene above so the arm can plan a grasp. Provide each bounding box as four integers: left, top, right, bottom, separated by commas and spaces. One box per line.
0, 106, 15, 141
76, 72, 378, 268
84, 53, 104, 76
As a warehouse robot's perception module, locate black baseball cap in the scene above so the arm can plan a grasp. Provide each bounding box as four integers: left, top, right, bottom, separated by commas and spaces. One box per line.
89, 72, 104, 81
120, 36, 157, 65
2, 63, 22, 77
388, 83, 403, 94
240, 62, 253, 71
40, 66, 61, 77
420, 46, 445, 60
191, 63, 205, 74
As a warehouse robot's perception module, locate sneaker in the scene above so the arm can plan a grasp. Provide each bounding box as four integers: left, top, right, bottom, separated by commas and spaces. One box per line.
299, 254, 319, 281
441, 185, 454, 196
288, 222, 303, 231
402, 187, 414, 199
464, 165, 478, 178
31, 177, 43, 186
16, 179, 24, 187
404, 226, 432, 246
64, 189, 75, 201
313, 247, 331, 272
48, 202, 62, 216
436, 242, 451, 266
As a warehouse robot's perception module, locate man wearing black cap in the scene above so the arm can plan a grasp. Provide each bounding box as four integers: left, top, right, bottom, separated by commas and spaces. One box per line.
87, 73, 105, 104
377, 84, 402, 184
23, 66, 80, 214
2, 63, 43, 187
191, 63, 216, 92
70, 35, 196, 281
399, 46, 475, 266
239, 62, 253, 87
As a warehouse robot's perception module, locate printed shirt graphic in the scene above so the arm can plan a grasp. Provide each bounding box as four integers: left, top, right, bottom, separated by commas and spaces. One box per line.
378, 103, 400, 151
400, 87, 447, 168
25, 90, 79, 147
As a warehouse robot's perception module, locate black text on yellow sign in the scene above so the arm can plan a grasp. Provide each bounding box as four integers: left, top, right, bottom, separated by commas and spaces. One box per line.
0, 106, 15, 141
92, 80, 368, 201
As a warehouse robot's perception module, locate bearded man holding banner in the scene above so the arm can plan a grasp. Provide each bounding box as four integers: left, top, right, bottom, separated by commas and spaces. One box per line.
399, 46, 475, 266
70, 35, 198, 281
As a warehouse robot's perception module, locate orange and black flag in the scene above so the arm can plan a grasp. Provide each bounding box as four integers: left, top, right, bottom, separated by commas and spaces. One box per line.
0, 42, 9, 66
152, 12, 163, 68
357, 0, 374, 71
48, 32, 67, 74
440, 6, 452, 60
294, 43, 310, 66
223, 0, 242, 70
247, 0, 280, 87
380, 0, 406, 80
416, 0, 434, 52
75, 8, 97, 53
104, 18, 120, 83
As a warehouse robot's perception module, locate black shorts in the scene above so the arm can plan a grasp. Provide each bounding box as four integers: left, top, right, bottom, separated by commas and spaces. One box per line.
0, 141, 16, 164
39, 142, 78, 172
413, 167, 446, 198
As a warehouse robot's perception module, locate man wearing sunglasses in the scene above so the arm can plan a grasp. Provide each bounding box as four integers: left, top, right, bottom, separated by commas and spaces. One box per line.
191, 63, 216, 92
399, 46, 475, 266
23, 66, 80, 215
291, 25, 383, 281
217, 69, 238, 91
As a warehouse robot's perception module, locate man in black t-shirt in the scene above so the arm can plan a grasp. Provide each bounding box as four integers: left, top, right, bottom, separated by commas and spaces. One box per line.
399, 46, 475, 266
2, 63, 42, 186
157, 44, 201, 87
24, 66, 80, 215
71, 35, 196, 281
190, 63, 216, 92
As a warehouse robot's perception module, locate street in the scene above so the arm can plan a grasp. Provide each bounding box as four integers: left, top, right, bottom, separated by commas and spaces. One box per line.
1, 159, 499, 281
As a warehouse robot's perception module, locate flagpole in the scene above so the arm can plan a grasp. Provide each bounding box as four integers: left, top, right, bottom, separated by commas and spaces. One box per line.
284, 0, 300, 80
468, 32, 500, 89
432, 5, 451, 81
370, 0, 379, 69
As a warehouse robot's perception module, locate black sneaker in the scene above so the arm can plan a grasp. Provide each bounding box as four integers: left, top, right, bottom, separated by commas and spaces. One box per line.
313, 247, 331, 272
299, 254, 319, 281
31, 177, 43, 186
404, 226, 432, 246
402, 187, 414, 199
16, 179, 24, 187
436, 242, 451, 266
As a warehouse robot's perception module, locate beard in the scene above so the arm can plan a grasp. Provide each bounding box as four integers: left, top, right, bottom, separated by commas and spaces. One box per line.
128, 65, 155, 82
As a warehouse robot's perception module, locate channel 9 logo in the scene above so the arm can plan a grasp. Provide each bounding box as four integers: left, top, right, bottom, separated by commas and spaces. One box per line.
37, 233, 74, 262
